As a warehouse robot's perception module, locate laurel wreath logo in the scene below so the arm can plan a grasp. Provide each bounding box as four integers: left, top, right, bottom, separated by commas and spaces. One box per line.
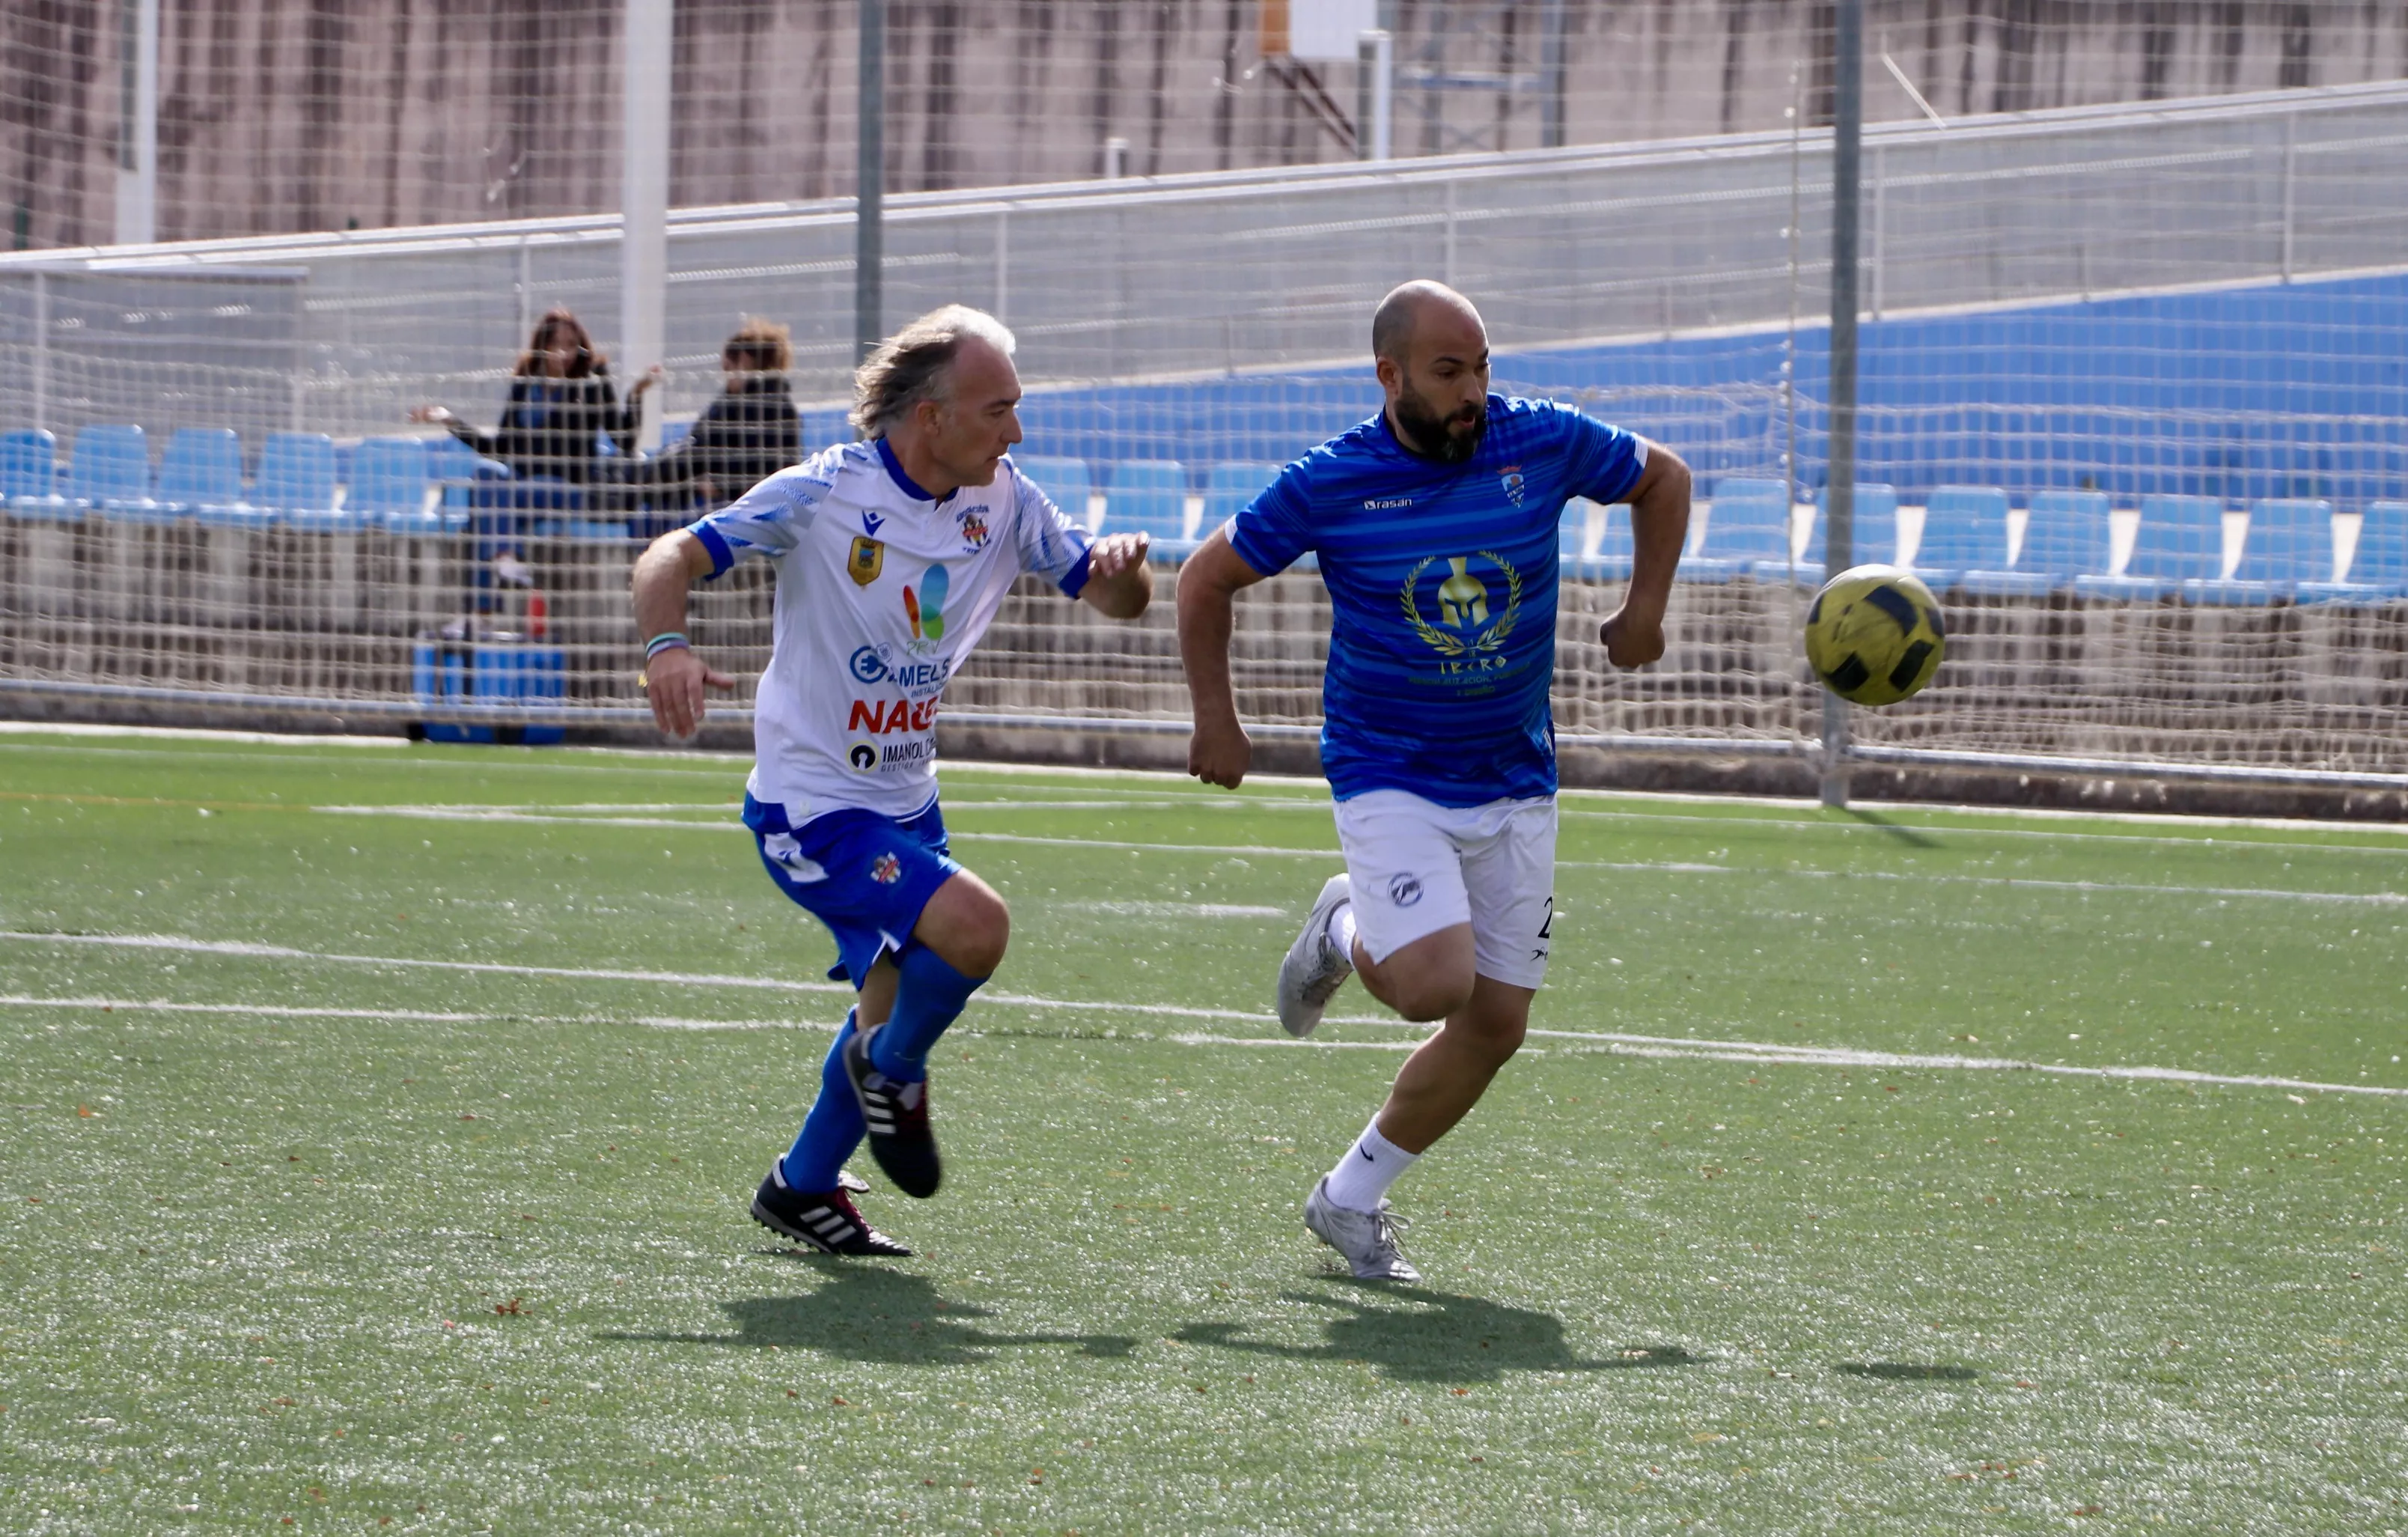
1399, 550, 1522, 658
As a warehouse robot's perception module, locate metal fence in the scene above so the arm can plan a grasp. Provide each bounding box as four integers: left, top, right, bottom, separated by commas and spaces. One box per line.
4, 82, 2407, 448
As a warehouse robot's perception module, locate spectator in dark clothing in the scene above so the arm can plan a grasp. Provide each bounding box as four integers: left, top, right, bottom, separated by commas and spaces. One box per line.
409, 308, 660, 485
629, 317, 803, 516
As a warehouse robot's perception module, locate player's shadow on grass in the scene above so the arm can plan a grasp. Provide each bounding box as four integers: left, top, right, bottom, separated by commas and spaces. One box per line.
1173, 1281, 1695, 1385
1840, 807, 1943, 849
598, 1262, 1138, 1366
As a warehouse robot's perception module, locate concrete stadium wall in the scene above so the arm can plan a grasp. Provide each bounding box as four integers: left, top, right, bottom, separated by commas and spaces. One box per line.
9, 1, 2408, 249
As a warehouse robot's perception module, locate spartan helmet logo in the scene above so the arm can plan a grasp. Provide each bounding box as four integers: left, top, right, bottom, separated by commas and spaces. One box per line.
1436, 556, 1489, 628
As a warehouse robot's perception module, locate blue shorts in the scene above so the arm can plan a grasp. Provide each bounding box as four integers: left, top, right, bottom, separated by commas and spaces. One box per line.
745, 794, 960, 990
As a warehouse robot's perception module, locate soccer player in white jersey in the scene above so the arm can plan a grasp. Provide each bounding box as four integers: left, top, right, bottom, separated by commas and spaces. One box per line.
633, 305, 1152, 1256
1179, 281, 1690, 1280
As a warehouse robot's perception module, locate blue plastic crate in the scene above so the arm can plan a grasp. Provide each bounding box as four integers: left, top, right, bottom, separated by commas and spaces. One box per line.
410, 638, 567, 746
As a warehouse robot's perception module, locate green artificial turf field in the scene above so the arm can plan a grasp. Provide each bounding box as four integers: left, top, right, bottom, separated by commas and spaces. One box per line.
1, 727, 2403, 1534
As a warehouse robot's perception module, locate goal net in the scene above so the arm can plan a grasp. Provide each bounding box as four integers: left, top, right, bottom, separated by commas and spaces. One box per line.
4, 61, 2407, 785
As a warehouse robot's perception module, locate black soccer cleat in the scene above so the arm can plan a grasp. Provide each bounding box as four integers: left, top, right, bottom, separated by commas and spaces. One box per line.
842, 1024, 942, 1199
750, 1167, 912, 1257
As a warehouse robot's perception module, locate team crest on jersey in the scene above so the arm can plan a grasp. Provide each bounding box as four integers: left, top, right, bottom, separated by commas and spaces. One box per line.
871, 851, 903, 885
847, 535, 885, 586
1498, 464, 1526, 507
1399, 550, 1522, 664
957, 508, 990, 551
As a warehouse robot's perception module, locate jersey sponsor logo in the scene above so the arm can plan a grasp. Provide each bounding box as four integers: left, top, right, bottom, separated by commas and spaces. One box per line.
847, 697, 940, 734
846, 741, 879, 772
1499, 464, 1526, 507
1399, 551, 1523, 672
870, 851, 903, 885
1387, 874, 1424, 907
849, 645, 890, 684
847, 535, 885, 586
880, 737, 937, 770
902, 564, 951, 651
957, 508, 991, 551
1364, 495, 1414, 511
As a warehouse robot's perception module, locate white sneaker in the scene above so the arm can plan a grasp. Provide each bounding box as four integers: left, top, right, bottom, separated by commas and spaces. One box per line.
1304, 1175, 1419, 1282
1276, 874, 1356, 1038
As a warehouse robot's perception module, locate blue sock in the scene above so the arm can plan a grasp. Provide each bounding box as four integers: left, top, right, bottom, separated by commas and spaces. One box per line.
868, 945, 987, 1083
778, 1011, 865, 1193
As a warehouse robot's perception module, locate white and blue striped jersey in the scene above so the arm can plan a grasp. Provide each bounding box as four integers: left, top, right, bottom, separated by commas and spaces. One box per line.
689, 439, 1093, 826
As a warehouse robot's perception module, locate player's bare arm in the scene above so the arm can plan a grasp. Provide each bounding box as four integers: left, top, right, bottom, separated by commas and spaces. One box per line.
1079, 531, 1154, 618
631, 528, 734, 738
1176, 526, 1270, 789
1600, 443, 1692, 668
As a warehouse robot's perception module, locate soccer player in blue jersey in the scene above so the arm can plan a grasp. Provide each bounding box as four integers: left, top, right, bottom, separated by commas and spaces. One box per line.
1177, 280, 1690, 1279
634, 305, 1153, 1256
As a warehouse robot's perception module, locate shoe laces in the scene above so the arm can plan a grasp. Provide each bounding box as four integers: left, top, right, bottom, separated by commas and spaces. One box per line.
1369, 1203, 1411, 1247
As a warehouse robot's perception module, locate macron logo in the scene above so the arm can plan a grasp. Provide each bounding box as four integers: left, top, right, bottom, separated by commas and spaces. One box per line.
1364, 496, 1414, 511
861, 511, 886, 537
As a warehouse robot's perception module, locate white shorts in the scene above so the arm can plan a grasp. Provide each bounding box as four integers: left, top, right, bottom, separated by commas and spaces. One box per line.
1332, 789, 1558, 990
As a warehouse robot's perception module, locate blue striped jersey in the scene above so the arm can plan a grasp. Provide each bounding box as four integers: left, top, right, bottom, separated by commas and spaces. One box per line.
1227, 395, 1645, 806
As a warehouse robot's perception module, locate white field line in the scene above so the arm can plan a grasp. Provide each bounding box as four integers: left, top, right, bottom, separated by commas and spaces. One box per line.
15, 722, 2407, 840
0, 994, 808, 1032
302, 804, 2408, 904
313, 795, 2408, 855
9, 982, 2389, 1103
0, 931, 1265, 1023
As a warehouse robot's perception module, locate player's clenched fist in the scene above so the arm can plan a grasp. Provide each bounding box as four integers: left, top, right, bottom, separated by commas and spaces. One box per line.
1600, 605, 1667, 669
644, 645, 734, 739
1188, 715, 1252, 789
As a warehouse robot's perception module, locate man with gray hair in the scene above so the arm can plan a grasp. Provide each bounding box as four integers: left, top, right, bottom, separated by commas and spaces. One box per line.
633, 303, 1152, 1256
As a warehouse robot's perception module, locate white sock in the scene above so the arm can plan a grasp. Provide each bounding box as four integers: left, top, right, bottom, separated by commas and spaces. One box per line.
1322, 1115, 1418, 1213
1323, 899, 1357, 963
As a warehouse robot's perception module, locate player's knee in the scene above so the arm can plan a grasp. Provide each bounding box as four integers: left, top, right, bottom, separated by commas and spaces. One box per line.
920, 875, 1011, 976
1389, 972, 1477, 1023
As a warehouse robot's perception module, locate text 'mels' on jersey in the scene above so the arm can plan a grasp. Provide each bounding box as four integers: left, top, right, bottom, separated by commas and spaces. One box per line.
1228, 395, 1646, 807
689, 439, 1093, 826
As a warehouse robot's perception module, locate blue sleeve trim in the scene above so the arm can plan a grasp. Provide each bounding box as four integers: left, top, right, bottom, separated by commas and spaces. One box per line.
689, 519, 736, 579
1059, 544, 1094, 597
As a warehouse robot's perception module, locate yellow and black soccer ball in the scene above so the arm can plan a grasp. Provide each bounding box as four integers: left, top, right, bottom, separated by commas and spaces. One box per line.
1804, 564, 1945, 706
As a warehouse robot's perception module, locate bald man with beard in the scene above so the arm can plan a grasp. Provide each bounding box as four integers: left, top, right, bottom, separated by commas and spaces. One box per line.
1178, 281, 1690, 1280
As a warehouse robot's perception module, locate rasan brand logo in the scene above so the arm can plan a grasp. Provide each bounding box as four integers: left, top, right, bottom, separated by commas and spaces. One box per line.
1364, 496, 1415, 511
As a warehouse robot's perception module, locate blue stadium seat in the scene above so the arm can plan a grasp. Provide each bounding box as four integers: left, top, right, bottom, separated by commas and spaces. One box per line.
0, 428, 58, 508
64, 424, 153, 513
1969, 489, 2109, 595
1012, 454, 1095, 532
1201, 462, 1280, 536
350, 437, 433, 523
1911, 486, 2010, 588
802, 410, 852, 455
1561, 499, 1635, 581
1681, 477, 1787, 584
2085, 493, 2223, 599
1557, 500, 1594, 578
2186, 498, 2333, 606
157, 428, 245, 514
425, 433, 491, 485
1103, 460, 1191, 554
1793, 484, 1898, 581
2300, 501, 2408, 604
254, 432, 341, 523
657, 418, 693, 449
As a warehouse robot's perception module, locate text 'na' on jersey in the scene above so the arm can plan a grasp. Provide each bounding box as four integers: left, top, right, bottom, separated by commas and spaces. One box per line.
686, 439, 1094, 826
1227, 395, 1645, 807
